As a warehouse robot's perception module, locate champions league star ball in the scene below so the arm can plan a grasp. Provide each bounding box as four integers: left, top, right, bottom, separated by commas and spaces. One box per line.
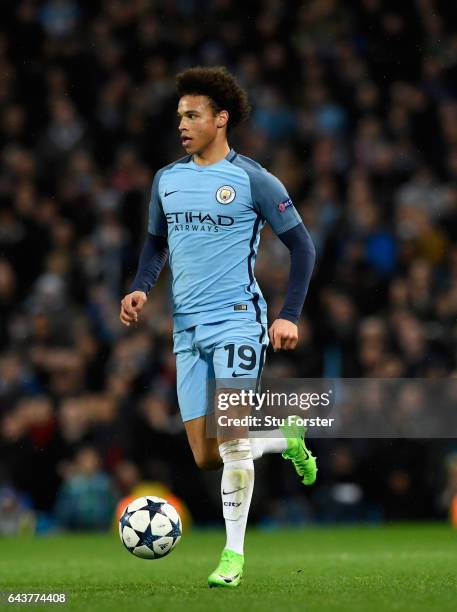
119, 496, 182, 559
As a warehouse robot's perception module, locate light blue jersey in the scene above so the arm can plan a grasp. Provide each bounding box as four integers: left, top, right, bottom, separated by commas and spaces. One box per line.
148, 149, 302, 334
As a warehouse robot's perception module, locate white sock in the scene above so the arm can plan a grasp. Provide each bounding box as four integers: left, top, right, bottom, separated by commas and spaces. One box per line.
250, 430, 288, 460
219, 439, 254, 556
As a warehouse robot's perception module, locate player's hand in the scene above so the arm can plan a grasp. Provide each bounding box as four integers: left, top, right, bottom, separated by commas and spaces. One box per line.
268, 318, 298, 351
120, 291, 147, 326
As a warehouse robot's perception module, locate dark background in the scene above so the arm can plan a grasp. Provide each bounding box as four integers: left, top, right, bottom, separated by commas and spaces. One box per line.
1, 0, 457, 532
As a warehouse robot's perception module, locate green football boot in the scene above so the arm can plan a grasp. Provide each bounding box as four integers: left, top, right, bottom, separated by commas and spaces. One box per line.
208, 549, 244, 588
280, 417, 317, 485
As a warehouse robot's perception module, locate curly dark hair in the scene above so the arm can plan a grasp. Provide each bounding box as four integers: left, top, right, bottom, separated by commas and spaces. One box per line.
176, 66, 250, 130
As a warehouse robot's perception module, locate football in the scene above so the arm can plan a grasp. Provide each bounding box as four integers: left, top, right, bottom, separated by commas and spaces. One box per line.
119, 496, 182, 559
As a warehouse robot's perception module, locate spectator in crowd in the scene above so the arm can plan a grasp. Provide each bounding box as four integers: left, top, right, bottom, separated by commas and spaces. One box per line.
55, 446, 116, 531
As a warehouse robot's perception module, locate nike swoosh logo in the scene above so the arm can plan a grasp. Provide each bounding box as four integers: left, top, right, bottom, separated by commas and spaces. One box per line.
164, 190, 179, 197
222, 487, 246, 495
232, 372, 249, 377
223, 574, 240, 583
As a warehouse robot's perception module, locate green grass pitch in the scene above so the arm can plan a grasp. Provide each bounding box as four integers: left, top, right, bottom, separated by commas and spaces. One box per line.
1, 524, 456, 611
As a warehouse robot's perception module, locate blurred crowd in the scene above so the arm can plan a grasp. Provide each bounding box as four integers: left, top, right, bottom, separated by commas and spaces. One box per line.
1, 0, 457, 531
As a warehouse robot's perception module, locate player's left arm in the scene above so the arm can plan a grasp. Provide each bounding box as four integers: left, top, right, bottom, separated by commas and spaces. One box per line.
253, 170, 316, 351
270, 223, 315, 350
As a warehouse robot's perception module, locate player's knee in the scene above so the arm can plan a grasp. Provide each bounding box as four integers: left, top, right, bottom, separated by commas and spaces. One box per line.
193, 449, 221, 471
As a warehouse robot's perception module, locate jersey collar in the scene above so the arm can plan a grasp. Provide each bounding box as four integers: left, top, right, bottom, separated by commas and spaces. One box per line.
189, 148, 237, 170
225, 148, 237, 162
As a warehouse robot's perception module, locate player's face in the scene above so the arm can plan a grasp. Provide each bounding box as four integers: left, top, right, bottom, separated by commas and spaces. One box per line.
177, 95, 221, 154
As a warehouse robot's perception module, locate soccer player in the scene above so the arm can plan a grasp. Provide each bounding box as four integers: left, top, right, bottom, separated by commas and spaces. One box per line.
120, 67, 317, 587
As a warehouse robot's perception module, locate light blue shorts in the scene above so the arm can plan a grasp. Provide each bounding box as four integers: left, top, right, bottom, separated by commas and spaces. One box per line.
173, 319, 268, 422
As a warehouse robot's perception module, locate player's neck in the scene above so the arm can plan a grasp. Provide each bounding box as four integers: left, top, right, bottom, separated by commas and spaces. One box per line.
193, 140, 230, 167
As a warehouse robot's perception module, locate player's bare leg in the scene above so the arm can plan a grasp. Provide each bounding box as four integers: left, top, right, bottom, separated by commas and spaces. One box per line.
184, 416, 221, 470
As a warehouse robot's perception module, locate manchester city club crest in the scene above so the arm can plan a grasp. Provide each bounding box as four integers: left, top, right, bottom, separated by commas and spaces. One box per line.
216, 185, 236, 204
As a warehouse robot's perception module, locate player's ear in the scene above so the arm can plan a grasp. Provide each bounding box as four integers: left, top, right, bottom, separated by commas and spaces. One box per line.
216, 110, 229, 129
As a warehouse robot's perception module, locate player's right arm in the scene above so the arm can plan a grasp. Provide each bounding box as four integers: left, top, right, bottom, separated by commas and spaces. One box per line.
120, 170, 168, 326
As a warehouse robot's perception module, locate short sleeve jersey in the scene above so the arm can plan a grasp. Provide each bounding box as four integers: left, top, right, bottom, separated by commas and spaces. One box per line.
148, 149, 302, 332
